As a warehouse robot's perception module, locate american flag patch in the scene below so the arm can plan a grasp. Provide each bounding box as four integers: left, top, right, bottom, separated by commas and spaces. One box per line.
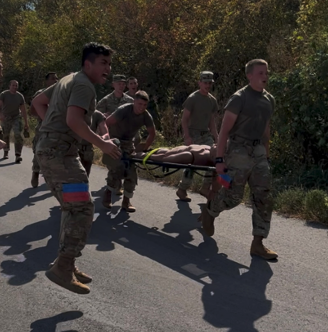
62, 183, 90, 202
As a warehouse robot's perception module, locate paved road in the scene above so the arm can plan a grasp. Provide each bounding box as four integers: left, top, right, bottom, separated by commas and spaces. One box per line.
0, 147, 328, 332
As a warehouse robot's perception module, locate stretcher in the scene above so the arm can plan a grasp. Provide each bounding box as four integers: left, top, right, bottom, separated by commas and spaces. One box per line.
121, 152, 232, 188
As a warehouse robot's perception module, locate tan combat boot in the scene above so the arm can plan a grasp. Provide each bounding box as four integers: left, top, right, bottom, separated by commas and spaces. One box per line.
45, 255, 90, 294
102, 188, 112, 209
49, 258, 92, 284
122, 196, 136, 212
31, 172, 39, 188
198, 205, 215, 236
250, 236, 278, 260
176, 188, 191, 202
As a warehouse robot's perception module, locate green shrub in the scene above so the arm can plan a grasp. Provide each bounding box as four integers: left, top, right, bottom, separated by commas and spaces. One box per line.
304, 189, 328, 223
274, 188, 305, 216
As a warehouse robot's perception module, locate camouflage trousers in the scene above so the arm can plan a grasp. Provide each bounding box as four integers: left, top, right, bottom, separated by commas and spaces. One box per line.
178, 129, 214, 190
78, 143, 94, 177
1, 115, 23, 155
102, 139, 137, 198
36, 133, 94, 258
207, 139, 273, 238
32, 121, 42, 172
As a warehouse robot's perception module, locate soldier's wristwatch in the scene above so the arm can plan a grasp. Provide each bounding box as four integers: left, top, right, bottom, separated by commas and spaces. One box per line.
215, 157, 224, 164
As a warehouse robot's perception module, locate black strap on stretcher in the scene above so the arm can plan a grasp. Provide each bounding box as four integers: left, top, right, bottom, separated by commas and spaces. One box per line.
122, 154, 216, 179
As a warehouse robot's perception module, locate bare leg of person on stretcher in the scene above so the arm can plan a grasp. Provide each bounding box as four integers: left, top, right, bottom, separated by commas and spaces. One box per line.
134, 145, 220, 199
134, 144, 216, 166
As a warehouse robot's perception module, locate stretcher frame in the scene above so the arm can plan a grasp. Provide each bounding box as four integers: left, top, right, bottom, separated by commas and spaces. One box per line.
122, 155, 216, 179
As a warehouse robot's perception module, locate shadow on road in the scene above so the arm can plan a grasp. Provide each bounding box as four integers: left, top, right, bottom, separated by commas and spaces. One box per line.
0, 206, 60, 285
305, 220, 328, 230
202, 257, 273, 331
30, 310, 83, 332
0, 179, 273, 330
0, 183, 53, 217
0, 161, 16, 167
161, 200, 203, 243
88, 194, 273, 331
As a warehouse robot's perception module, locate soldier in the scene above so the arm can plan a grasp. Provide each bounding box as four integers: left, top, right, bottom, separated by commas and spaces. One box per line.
30, 72, 58, 188
199, 59, 278, 260
97, 74, 134, 195
102, 90, 156, 212
32, 42, 121, 294
97, 74, 134, 116
78, 109, 109, 177
176, 71, 219, 202
125, 76, 138, 98
0, 80, 28, 163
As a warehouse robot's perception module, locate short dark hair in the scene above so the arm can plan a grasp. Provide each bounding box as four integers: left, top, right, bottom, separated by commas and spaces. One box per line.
245, 59, 268, 75
45, 72, 57, 80
82, 42, 114, 67
135, 90, 149, 102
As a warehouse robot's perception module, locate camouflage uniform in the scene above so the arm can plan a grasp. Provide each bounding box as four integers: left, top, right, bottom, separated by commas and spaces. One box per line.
0, 90, 25, 155
103, 103, 155, 198
97, 91, 134, 116
96, 90, 139, 146
103, 139, 137, 198
78, 110, 106, 176
32, 120, 42, 172
2, 115, 24, 154
31, 89, 44, 173
178, 85, 219, 191
207, 85, 275, 238
36, 72, 96, 258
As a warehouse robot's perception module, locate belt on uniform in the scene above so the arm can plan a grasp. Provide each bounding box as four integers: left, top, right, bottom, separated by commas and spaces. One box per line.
43, 132, 78, 144
230, 135, 262, 146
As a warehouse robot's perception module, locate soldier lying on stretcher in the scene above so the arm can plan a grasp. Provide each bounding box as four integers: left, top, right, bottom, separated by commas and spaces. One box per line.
132, 144, 223, 199
133, 144, 216, 166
